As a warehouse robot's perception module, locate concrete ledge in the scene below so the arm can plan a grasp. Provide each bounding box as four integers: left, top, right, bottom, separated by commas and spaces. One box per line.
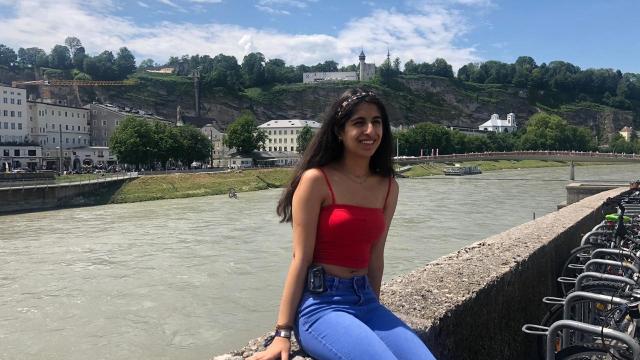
214, 187, 628, 360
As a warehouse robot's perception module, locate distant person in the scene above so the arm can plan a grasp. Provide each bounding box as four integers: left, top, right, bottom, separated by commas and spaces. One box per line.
249, 89, 436, 360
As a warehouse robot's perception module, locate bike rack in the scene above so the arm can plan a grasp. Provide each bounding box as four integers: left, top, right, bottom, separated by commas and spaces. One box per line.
591, 248, 640, 264
574, 272, 636, 291
523, 320, 640, 360
562, 291, 628, 346
584, 259, 640, 274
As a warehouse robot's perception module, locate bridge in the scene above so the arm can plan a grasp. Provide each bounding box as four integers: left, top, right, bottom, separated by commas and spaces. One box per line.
394, 151, 640, 165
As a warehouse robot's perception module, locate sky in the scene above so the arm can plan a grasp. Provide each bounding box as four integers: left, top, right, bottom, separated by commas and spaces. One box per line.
0, 0, 639, 73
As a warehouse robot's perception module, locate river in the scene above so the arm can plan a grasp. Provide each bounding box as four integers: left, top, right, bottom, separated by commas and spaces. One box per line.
1, 164, 638, 359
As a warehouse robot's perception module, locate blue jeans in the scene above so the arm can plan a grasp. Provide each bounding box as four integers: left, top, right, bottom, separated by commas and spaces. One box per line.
295, 274, 436, 360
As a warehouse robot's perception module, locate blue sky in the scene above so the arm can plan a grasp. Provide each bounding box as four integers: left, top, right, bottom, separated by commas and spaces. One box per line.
0, 0, 638, 73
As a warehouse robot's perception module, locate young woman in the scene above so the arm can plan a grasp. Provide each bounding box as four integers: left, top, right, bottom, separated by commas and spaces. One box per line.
249, 89, 436, 360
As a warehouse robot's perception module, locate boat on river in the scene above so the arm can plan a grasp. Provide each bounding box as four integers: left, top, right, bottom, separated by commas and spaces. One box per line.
443, 165, 482, 176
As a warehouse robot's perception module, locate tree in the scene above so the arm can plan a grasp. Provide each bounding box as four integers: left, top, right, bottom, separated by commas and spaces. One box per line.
49, 45, 72, 69
139, 58, 156, 69
172, 125, 212, 166
296, 125, 314, 153
109, 116, 156, 168
0, 44, 17, 66
432, 58, 454, 78
64, 37, 83, 56
17, 47, 46, 67
115, 47, 136, 79
72, 46, 87, 69
241, 52, 266, 87
205, 54, 242, 91
223, 111, 267, 155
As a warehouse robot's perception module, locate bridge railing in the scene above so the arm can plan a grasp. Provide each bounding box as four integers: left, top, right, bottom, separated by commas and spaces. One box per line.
394, 151, 640, 164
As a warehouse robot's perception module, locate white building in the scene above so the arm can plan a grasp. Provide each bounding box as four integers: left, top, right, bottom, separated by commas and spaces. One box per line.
303, 72, 358, 83
258, 119, 321, 153
0, 84, 29, 143
619, 126, 637, 141
302, 50, 376, 83
27, 101, 90, 149
0, 145, 42, 171
478, 113, 517, 133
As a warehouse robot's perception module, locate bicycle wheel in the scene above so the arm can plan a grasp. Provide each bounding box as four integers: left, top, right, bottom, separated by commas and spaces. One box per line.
560, 244, 599, 295
538, 282, 626, 359
555, 344, 632, 360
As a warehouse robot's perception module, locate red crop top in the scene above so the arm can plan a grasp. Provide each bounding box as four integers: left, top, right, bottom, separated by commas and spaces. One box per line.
312, 168, 392, 269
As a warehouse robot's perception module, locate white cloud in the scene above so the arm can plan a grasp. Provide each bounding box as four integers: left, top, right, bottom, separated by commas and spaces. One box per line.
189, 0, 223, 3
137, 1, 150, 8
255, 5, 291, 15
0, 0, 480, 70
257, 0, 309, 8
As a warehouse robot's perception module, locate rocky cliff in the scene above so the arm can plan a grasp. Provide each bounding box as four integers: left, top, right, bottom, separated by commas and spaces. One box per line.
3, 68, 635, 140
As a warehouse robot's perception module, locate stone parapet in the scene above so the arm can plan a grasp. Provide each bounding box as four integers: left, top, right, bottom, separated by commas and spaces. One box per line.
213, 187, 627, 360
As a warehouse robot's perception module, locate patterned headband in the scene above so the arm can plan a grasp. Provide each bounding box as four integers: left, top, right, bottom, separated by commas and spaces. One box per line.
336, 91, 377, 118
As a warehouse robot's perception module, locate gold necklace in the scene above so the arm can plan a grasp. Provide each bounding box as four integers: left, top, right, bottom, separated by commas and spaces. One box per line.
345, 172, 369, 185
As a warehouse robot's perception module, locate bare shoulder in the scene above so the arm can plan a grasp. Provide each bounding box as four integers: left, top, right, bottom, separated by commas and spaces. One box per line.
299, 168, 326, 188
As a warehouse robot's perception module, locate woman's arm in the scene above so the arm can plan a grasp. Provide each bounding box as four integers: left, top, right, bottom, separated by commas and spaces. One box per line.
249, 169, 326, 360
368, 178, 399, 299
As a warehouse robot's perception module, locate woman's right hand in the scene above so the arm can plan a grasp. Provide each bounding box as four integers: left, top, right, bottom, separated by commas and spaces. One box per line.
247, 337, 291, 360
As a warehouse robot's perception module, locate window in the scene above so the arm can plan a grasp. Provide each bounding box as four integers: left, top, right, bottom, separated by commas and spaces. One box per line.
58, 111, 61, 116
17, 123, 22, 130
268, 130, 272, 135
17, 111, 21, 118
28, 150, 36, 156
53, 137, 55, 143
278, 130, 282, 135
3, 150, 8, 156
3, 110, 7, 116
278, 138, 282, 143
14, 149, 20, 156
11, 123, 15, 129
10, 111, 15, 117
72, 138, 75, 144
66, 138, 69, 143
2, 98, 6, 103
10, 98, 15, 104
65, 112, 68, 117
3, 122, 7, 129
102, 120, 107, 126
284, 138, 287, 143
66, 125, 68, 130
17, 99, 21, 105
93, 120, 96, 126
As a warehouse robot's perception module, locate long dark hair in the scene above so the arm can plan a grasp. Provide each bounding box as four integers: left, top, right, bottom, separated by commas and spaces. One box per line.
276, 88, 395, 223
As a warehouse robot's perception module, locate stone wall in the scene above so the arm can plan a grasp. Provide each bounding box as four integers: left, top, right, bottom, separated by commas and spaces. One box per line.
214, 187, 628, 360
0, 178, 131, 214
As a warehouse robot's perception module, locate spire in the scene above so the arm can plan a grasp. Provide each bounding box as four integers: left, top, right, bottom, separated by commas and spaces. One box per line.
387, 48, 390, 62
359, 48, 365, 61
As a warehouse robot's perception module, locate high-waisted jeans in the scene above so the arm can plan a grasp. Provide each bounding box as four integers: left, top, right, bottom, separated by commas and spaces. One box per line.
295, 274, 436, 360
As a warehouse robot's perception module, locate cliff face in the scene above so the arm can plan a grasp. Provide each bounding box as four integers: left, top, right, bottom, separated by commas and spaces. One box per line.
4, 69, 635, 140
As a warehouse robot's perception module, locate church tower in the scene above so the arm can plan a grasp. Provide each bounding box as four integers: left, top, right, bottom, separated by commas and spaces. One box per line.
359, 50, 366, 82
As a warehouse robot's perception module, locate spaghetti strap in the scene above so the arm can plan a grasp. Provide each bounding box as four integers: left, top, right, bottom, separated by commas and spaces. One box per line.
383, 177, 392, 209
319, 168, 336, 204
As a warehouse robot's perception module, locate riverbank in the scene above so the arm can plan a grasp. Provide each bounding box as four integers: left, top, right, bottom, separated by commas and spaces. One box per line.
401, 159, 613, 177
108, 160, 614, 204
110, 168, 291, 203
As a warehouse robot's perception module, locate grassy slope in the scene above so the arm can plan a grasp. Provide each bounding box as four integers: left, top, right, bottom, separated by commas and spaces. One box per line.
110, 168, 292, 203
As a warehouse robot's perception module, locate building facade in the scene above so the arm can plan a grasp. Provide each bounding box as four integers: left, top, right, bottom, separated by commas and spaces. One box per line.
200, 123, 233, 167
89, 103, 170, 147
0, 145, 42, 171
303, 72, 358, 83
0, 84, 29, 143
359, 50, 376, 82
28, 101, 90, 149
478, 113, 517, 133
258, 119, 321, 153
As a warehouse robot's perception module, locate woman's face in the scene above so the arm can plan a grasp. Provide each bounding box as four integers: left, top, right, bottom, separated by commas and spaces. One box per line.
339, 102, 383, 159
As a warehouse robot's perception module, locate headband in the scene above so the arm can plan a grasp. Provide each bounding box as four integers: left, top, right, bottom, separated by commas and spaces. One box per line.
336, 91, 377, 118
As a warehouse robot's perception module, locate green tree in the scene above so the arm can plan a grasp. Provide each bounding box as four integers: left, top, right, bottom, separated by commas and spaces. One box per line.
64, 37, 83, 56
205, 54, 242, 90
172, 125, 212, 166
241, 52, 266, 87
48, 45, 72, 69
223, 111, 267, 155
110, 116, 156, 168
139, 58, 156, 69
115, 47, 136, 79
17, 47, 46, 67
296, 125, 314, 153
0, 44, 17, 66
72, 46, 87, 69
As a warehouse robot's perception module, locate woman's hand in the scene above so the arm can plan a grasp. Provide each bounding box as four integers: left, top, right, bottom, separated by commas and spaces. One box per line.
248, 337, 291, 360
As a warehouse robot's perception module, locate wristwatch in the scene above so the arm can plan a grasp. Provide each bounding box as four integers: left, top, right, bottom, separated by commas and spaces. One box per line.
274, 328, 292, 339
